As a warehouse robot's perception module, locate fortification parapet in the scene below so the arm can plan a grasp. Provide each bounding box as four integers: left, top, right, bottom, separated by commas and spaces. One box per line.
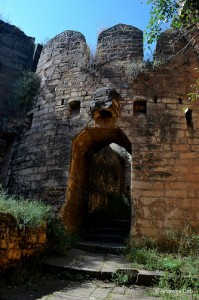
37, 30, 89, 81
155, 29, 189, 59
96, 24, 143, 64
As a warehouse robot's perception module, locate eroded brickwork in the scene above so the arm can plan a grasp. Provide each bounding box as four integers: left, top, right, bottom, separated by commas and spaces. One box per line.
0, 212, 46, 269
1, 23, 199, 242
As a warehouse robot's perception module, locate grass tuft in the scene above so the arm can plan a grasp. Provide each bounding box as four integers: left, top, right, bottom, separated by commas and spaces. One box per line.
0, 187, 51, 228
127, 234, 199, 299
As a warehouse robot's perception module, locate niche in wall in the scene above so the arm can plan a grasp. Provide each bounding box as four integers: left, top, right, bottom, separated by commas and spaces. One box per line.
133, 100, 147, 114
185, 108, 193, 129
69, 101, 80, 118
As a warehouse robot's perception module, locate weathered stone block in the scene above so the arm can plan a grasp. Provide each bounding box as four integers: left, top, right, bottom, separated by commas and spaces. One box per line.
7, 249, 21, 260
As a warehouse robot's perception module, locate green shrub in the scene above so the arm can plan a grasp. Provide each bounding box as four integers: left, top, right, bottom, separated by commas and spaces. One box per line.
0, 187, 51, 228
127, 247, 160, 270
112, 272, 129, 285
47, 219, 79, 255
125, 59, 148, 78
12, 70, 40, 111
124, 57, 167, 79
127, 236, 199, 299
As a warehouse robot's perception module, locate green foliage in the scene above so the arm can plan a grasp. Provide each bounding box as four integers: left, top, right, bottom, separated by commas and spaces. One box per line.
145, 0, 199, 44
157, 256, 199, 299
127, 232, 199, 298
187, 68, 199, 103
146, 0, 179, 44
0, 187, 51, 228
12, 70, 40, 111
127, 247, 160, 270
125, 59, 148, 78
124, 57, 166, 78
47, 219, 79, 255
150, 56, 167, 69
112, 272, 129, 285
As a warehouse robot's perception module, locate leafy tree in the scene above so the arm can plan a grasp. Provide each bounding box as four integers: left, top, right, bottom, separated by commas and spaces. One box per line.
145, 0, 199, 104
145, 0, 199, 44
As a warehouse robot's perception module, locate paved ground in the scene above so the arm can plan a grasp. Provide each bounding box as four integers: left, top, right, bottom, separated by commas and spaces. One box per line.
1, 247, 196, 300
0, 248, 161, 299
1, 276, 160, 300
44, 248, 133, 275
43, 248, 162, 285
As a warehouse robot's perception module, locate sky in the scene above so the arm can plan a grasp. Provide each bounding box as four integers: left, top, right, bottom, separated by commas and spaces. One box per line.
0, 0, 155, 55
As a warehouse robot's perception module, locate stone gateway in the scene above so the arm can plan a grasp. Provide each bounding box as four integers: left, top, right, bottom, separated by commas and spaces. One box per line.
0, 21, 199, 243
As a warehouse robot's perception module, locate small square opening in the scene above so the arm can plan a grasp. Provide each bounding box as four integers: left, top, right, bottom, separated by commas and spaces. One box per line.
133, 101, 147, 114
69, 101, 80, 118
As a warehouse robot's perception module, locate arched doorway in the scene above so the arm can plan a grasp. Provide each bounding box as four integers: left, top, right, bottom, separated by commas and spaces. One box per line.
61, 127, 132, 237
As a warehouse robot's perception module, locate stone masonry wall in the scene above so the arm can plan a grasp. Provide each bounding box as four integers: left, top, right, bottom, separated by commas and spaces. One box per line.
0, 212, 46, 270
2, 23, 199, 242
0, 20, 41, 118
0, 20, 42, 185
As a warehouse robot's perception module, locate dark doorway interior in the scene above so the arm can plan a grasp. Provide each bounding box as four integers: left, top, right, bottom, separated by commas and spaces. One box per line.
62, 128, 132, 243
86, 144, 131, 244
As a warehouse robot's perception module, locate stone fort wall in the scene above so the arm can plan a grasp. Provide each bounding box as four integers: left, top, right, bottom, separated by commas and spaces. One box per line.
0, 20, 42, 184
0, 23, 199, 242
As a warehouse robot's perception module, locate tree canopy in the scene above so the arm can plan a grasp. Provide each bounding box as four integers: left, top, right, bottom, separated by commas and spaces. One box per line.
145, 0, 199, 44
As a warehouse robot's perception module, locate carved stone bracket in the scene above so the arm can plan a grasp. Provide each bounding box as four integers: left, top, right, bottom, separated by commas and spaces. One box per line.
90, 87, 120, 124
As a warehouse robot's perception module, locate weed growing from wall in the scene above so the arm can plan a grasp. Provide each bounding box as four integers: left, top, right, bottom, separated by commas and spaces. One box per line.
125, 59, 148, 79
123, 57, 167, 79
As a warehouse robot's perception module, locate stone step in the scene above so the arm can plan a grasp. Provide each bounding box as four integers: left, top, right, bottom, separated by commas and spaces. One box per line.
89, 219, 131, 229
89, 227, 128, 234
76, 240, 126, 254
84, 233, 126, 243
43, 248, 163, 286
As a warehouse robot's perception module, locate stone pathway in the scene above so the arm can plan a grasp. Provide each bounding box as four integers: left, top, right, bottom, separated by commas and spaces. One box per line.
44, 248, 162, 285
1, 245, 197, 300
37, 281, 159, 300
1, 277, 160, 300
0, 247, 163, 300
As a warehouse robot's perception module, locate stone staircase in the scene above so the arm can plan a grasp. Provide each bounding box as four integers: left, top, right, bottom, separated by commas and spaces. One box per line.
44, 218, 162, 285
77, 218, 131, 254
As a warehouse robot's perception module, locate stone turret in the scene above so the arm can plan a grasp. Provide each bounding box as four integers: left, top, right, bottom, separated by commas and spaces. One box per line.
155, 29, 189, 59
36, 30, 89, 82
96, 24, 143, 64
